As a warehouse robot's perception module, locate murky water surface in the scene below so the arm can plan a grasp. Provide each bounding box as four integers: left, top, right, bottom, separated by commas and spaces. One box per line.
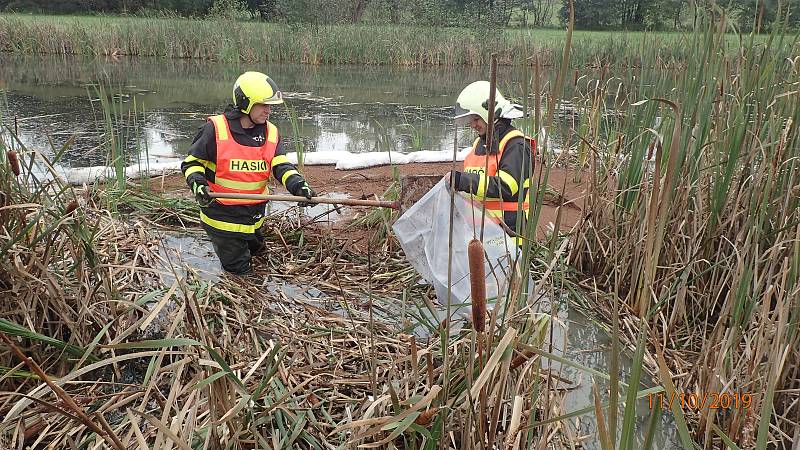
0, 54, 543, 167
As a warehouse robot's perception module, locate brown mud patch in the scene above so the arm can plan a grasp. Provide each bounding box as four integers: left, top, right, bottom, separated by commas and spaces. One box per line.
150, 161, 588, 242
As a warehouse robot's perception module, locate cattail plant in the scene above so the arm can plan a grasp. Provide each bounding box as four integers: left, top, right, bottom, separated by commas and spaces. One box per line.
64, 200, 79, 215
467, 238, 486, 334
414, 407, 439, 426
6, 151, 20, 176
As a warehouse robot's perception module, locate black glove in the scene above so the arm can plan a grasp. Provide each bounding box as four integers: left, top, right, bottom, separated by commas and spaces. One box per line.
193, 182, 213, 207
445, 171, 462, 191
292, 181, 316, 207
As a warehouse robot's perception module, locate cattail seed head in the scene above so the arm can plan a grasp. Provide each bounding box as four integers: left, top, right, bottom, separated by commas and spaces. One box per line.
18, 211, 28, 228
6, 151, 20, 176
468, 238, 486, 333
65, 200, 79, 215
510, 350, 536, 370
414, 407, 439, 426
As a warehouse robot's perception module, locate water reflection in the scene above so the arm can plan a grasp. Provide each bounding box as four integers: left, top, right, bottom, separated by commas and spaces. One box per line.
548, 300, 679, 449
1, 54, 537, 167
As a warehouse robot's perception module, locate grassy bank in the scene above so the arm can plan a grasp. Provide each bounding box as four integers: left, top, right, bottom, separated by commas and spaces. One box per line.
0, 13, 778, 67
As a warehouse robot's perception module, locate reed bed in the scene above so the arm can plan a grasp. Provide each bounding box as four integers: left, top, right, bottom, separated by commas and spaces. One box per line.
2, 8, 798, 449
561, 16, 800, 449
0, 125, 576, 448
0, 13, 765, 67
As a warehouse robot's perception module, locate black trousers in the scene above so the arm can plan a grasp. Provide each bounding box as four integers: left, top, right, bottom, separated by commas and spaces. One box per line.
205, 227, 265, 275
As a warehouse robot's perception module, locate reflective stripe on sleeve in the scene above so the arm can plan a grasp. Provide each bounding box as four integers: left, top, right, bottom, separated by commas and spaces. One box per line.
183, 165, 206, 179
271, 154, 291, 167
475, 173, 488, 197
280, 169, 300, 186
200, 212, 265, 234
497, 170, 519, 195
184, 155, 217, 172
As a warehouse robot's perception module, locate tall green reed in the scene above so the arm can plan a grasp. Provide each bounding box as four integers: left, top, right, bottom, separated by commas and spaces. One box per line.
0, 14, 775, 67
287, 105, 305, 173
565, 9, 799, 449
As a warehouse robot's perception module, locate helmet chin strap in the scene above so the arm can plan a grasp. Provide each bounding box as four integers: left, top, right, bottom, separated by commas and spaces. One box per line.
249, 112, 268, 125
237, 110, 256, 128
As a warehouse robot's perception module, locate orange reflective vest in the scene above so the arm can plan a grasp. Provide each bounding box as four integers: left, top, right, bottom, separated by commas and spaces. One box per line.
206, 115, 278, 206
462, 129, 536, 222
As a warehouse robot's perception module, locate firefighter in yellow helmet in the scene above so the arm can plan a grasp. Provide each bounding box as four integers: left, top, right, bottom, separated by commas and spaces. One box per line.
181, 71, 317, 275
449, 80, 536, 235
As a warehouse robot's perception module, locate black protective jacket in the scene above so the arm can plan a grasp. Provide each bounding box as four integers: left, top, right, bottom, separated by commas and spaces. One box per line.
181, 106, 308, 236
455, 119, 535, 231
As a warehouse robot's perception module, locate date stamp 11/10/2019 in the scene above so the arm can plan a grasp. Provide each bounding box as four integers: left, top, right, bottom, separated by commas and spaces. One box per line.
648, 392, 754, 411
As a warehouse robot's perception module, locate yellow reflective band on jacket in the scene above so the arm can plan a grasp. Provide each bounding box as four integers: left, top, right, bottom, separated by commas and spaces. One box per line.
281, 169, 300, 186
474, 196, 504, 222
488, 209, 505, 220
468, 170, 518, 198
497, 170, 519, 195
266, 122, 278, 144
210, 115, 229, 141
475, 172, 488, 197
200, 212, 265, 234
271, 155, 291, 167
184, 155, 217, 172
183, 165, 206, 179
498, 130, 524, 150
214, 177, 269, 191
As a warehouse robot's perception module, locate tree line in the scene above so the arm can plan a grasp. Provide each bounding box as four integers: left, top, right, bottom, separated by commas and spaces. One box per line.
563, 0, 799, 31
1, 0, 796, 31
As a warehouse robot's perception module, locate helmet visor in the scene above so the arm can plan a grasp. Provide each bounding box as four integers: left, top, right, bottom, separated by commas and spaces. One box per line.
453, 104, 477, 124
257, 90, 284, 105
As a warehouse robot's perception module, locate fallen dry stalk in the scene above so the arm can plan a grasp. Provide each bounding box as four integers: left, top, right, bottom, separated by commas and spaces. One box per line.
0, 333, 124, 450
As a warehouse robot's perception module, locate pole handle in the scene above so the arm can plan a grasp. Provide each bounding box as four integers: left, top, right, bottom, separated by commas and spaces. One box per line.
208, 192, 400, 209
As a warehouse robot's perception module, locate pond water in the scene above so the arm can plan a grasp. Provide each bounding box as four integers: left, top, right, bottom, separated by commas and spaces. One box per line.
0, 54, 557, 168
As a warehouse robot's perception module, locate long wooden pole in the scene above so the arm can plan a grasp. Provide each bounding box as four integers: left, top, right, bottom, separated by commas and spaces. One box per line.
208, 192, 400, 209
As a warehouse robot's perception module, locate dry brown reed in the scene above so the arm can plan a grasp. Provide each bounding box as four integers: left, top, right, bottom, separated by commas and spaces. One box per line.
0, 149, 561, 448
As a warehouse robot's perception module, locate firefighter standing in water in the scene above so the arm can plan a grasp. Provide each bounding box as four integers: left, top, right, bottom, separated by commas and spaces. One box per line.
449, 80, 536, 238
181, 71, 316, 275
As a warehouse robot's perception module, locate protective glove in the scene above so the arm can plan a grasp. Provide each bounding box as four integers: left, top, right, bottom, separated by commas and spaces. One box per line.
193, 182, 213, 207
444, 171, 461, 191
292, 181, 317, 207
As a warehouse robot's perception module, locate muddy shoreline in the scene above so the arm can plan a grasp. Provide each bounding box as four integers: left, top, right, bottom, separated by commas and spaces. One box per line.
152, 162, 588, 240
